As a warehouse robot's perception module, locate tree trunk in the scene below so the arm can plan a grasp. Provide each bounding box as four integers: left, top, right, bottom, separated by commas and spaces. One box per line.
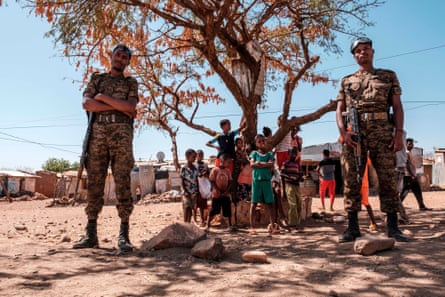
170, 133, 180, 170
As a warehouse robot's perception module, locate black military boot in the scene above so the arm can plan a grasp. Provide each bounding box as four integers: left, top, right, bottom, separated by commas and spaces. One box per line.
387, 212, 409, 242
73, 220, 99, 249
118, 222, 133, 252
338, 211, 361, 243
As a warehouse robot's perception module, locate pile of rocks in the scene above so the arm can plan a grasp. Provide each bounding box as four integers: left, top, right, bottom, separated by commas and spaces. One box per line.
139, 222, 269, 263
139, 190, 183, 204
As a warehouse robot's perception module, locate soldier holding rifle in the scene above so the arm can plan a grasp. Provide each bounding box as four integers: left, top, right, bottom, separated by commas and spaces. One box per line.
73, 45, 139, 252
336, 37, 408, 242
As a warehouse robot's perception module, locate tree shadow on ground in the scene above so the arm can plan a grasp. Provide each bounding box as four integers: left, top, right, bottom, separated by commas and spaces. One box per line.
1, 203, 444, 296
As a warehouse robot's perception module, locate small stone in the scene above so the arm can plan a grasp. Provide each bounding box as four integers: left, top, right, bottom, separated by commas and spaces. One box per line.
60, 234, 71, 243
48, 249, 57, 255
242, 251, 268, 263
333, 215, 345, 223
14, 224, 28, 231
354, 235, 395, 256
191, 238, 225, 260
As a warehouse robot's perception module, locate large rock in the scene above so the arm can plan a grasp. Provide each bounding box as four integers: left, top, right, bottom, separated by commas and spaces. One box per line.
354, 235, 395, 256
242, 250, 268, 263
140, 222, 206, 250
191, 238, 225, 260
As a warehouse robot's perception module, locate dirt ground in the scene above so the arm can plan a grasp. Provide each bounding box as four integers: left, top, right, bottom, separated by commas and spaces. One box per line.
1, 191, 444, 297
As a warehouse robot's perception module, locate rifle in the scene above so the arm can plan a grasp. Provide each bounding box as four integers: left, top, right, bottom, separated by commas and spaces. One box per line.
343, 104, 362, 183
72, 112, 95, 206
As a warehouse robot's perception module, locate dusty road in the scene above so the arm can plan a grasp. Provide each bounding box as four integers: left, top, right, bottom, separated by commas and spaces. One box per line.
1, 191, 444, 297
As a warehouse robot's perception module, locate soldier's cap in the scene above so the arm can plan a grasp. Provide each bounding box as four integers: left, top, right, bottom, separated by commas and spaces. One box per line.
350, 37, 372, 54
113, 44, 132, 59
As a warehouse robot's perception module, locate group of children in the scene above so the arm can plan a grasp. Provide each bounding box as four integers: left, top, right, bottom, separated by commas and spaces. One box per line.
180, 118, 305, 235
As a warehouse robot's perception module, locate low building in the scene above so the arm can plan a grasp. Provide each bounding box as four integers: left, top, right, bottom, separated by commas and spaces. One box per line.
0, 170, 40, 195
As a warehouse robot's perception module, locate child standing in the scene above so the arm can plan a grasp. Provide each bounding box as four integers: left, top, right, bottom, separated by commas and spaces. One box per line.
232, 137, 251, 225
249, 134, 277, 235
180, 149, 199, 223
207, 154, 233, 232
195, 149, 211, 227
281, 146, 303, 229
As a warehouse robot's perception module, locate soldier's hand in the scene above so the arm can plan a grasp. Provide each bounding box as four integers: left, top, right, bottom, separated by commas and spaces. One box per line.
389, 132, 404, 152
343, 131, 358, 148
94, 93, 106, 101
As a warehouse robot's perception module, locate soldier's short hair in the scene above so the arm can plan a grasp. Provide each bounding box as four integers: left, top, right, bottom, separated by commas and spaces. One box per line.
113, 44, 132, 59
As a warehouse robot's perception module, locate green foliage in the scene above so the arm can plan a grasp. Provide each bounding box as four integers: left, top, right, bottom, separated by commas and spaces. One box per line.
42, 158, 72, 173
70, 161, 80, 171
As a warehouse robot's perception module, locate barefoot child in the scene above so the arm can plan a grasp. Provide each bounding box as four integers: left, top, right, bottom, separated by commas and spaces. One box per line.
180, 149, 199, 223
249, 134, 277, 235
195, 149, 211, 227
207, 154, 233, 232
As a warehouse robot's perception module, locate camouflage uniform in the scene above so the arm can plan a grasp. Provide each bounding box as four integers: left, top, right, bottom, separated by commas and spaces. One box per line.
337, 69, 401, 213
83, 73, 138, 222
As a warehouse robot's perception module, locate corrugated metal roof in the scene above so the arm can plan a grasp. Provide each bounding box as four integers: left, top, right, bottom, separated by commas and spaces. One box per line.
0, 170, 40, 178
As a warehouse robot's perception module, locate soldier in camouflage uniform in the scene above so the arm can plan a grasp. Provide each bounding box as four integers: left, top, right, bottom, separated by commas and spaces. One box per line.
73, 45, 139, 252
336, 37, 408, 242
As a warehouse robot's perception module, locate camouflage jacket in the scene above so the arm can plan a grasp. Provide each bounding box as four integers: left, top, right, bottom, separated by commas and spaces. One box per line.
336, 69, 402, 114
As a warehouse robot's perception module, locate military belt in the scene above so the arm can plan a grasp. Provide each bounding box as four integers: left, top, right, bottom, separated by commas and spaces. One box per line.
95, 113, 131, 124
360, 112, 388, 121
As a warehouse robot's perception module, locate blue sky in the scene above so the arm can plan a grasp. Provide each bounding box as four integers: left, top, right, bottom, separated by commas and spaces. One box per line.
1, 1, 445, 171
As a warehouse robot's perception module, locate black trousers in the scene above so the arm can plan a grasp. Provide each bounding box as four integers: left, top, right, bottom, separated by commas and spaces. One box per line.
400, 176, 426, 208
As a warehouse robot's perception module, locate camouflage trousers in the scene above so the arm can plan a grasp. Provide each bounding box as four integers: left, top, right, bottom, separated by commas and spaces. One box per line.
341, 120, 400, 213
85, 122, 134, 222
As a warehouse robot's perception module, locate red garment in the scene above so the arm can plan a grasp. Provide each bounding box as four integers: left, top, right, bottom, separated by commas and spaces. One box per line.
319, 179, 336, 204
209, 166, 232, 198
361, 158, 371, 206
215, 158, 234, 173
